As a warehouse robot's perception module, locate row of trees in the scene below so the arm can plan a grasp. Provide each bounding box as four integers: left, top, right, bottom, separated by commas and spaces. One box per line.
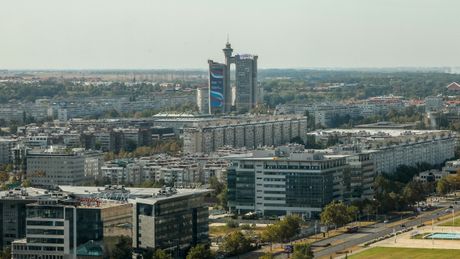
109, 236, 214, 259
260, 244, 313, 259
261, 215, 302, 246
219, 231, 253, 257
437, 171, 460, 195
219, 215, 310, 258
262, 70, 460, 107
373, 175, 433, 213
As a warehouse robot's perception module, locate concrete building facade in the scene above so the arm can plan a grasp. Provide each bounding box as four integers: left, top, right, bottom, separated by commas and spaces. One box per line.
183, 117, 307, 154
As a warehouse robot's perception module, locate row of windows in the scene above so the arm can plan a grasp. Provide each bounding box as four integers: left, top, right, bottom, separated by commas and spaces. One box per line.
27, 238, 64, 244
263, 184, 285, 188
264, 191, 285, 194
264, 165, 322, 170
27, 229, 64, 235
27, 221, 64, 227
263, 178, 285, 182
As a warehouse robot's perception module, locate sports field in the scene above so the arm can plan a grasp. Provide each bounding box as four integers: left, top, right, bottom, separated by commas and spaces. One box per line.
349, 247, 460, 259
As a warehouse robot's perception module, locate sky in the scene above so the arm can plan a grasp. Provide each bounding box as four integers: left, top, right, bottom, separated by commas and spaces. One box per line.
1, 0, 460, 69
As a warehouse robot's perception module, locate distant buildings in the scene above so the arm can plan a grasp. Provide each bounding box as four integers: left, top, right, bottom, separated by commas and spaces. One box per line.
208, 61, 228, 114
275, 95, 406, 127
196, 87, 209, 114
425, 96, 444, 112
235, 54, 259, 113
207, 42, 260, 114
446, 82, 460, 92
414, 159, 460, 182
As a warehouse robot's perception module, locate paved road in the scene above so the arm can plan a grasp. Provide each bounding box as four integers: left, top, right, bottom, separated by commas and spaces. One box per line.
232, 201, 460, 259
313, 208, 452, 258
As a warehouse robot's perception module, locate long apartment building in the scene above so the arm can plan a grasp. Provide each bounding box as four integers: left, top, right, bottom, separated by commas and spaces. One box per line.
372, 134, 456, 174
183, 116, 307, 154
311, 129, 457, 174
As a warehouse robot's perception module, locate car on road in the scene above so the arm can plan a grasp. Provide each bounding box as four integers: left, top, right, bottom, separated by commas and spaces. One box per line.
346, 226, 359, 233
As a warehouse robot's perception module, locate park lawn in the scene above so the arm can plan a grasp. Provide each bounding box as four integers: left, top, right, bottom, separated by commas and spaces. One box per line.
439, 217, 460, 227
350, 247, 460, 259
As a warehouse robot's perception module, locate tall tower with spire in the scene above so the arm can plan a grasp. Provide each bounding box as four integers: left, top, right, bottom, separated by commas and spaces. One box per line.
208, 38, 259, 114
222, 39, 234, 113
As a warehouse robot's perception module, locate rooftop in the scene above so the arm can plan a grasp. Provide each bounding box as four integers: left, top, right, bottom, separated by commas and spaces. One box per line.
310, 128, 451, 137
58, 185, 211, 203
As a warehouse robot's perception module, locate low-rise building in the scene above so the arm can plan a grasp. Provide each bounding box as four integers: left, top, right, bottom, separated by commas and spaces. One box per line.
27, 147, 88, 188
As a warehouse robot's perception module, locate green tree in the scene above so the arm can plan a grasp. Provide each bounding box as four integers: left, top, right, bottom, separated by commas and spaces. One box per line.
320, 201, 355, 229
291, 243, 314, 259
226, 219, 239, 228
362, 202, 377, 221
437, 177, 450, 195
261, 215, 302, 244
0, 246, 11, 259
110, 236, 132, 259
9, 122, 17, 134
290, 136, 305, 145
186, 244, 213, 259
22, 179, 31, 187
0, 172, 9, 183
403, 181, 425, 204
261, 223, 282, 249
279, 215, 302, 241
217, 186, 228, 210
259, 252, 274, 259
209, 176, 224, 195
220, 231, 252, 256
4, 164, 12, 172
154, 249, 172, 259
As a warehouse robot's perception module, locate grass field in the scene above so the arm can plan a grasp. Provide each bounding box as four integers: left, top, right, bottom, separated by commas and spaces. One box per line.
440, 217, 460, 227
350, 247, 460, 259
209, 225, 266, 237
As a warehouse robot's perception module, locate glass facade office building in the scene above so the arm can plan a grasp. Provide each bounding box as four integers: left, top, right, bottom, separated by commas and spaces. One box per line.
227, 148, 347, 219
133, 189, 210, 258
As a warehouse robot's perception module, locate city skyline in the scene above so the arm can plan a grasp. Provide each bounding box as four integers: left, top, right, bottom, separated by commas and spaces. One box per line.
1, 0, 460, 69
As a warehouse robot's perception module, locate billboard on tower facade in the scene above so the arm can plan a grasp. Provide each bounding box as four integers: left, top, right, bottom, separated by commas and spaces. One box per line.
209, 65, 225, 109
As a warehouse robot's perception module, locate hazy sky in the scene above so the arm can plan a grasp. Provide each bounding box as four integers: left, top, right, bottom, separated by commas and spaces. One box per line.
1, 0, 459, 69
